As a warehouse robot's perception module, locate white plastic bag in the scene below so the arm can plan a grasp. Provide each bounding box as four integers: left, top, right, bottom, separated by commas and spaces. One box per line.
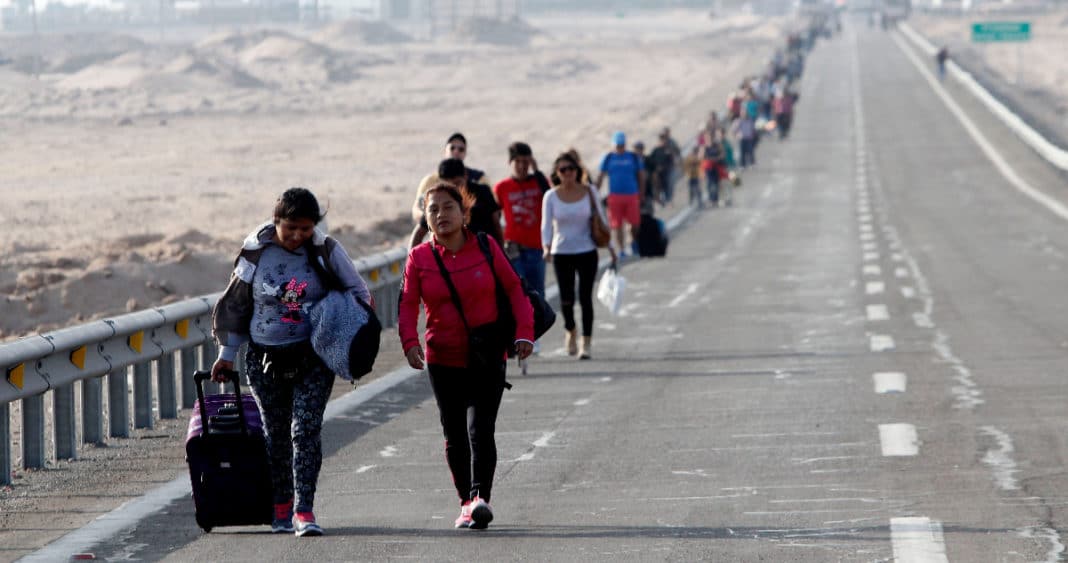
597, 267, 627, 315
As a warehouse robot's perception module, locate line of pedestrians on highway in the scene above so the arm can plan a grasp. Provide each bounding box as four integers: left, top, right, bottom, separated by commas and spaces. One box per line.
198, 21, 822, 540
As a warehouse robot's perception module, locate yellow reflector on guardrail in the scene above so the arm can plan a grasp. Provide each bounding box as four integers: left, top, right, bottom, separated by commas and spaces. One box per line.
6, 364, 24, 390
70, 346, 87, 370
369, 270, 380, 282
176, 319, 190, 339
390, 262, 400, 274
128, 331, 143, 353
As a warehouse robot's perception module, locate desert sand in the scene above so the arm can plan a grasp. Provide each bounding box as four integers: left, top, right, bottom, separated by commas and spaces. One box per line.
0, 10, 788, 340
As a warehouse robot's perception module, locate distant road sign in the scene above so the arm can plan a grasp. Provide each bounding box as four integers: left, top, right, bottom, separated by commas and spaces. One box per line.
972, 21, 1031, 42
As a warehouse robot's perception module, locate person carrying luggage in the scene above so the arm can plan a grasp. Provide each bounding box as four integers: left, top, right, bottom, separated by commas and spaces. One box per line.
541, 152, 616, 360
399, 183, 535, 530
211, 187, 372, 537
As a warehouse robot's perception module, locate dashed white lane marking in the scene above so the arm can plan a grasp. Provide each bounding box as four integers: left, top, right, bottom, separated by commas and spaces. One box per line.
860, 232, 875, 242
866, 304, 890, 321
859, 223, 873, 232
380, 445, 399, 457
879, 424, 919, 456
862, 242, 878, 251
668, 282, 700, 308
573, 398, 591, 406
516, 431, 557, 462
858, 213, 873, 222
980, 426, 1021, 491
895, 267, 910, 278
863, 265, 882, 276
533, 431, 556, 448
863, 252, 879, 262
891, 253, 904, 262
870, 334, 895, 352
599, 376, 613, 383
913, 312, 934, 328
890, 517, 949, 562
865, 281, 885, 295
901, 286, 916, 298
873, 372, 907, 394
355, 465, 376, 474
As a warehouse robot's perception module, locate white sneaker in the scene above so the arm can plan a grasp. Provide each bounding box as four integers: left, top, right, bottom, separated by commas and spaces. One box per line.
468, 496, 493, 529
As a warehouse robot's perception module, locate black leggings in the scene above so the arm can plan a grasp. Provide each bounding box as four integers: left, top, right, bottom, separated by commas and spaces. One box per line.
428, 364, 505, 504
552, 250, 599, 337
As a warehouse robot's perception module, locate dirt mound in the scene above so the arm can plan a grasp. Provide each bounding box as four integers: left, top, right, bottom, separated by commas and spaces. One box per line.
315, 19, 412, 46
453, 17, 542, 46
195, 29, 372, 86
0, 32, 146, 75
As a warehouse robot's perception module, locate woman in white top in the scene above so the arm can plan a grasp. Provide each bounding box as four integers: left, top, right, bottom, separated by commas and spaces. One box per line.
541, 153, 616, 359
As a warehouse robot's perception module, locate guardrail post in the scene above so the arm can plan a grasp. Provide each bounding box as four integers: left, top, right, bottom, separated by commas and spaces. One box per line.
200, 341, 218, 395
22, 395, 45, 469
157, 352, 177, 419
53, 383, 77, 460
133, 361, 153, 429
180, 347, 197, 409
109, 369, 129, 438
82, 377, 104, 445
1, 402, 11, 486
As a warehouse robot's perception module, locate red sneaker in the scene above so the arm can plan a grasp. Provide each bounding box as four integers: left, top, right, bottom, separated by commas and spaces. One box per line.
454, 501, 473, 528
294, 511, 323, 537
271, 501, 294, 533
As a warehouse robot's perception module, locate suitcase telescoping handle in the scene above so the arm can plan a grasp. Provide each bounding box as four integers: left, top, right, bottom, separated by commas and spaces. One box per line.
192, 369, 251, 437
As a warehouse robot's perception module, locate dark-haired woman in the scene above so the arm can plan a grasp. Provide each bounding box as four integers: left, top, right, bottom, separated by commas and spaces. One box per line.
542, 153, 615, 360
398, 184, 534, 530
211, 187, 371, 537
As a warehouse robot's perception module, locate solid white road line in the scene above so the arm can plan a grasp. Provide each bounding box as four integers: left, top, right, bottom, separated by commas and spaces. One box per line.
865, 281, 885, 295
890, 517, 949, 562
870, 334, 896, 352
866, 304, 890, 321
873, 372, 907, 394
879, 424, 919, 456
893, 31, 1068, 222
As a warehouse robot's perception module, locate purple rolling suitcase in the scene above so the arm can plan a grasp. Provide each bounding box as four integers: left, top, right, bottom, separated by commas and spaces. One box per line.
186, 369, 273, 532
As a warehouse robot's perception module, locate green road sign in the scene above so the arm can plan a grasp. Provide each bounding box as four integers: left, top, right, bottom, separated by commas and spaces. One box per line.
972, 21, 1031, 42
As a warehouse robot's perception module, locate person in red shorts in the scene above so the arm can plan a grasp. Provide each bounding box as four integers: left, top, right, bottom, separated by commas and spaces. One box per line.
594, 131, 645, 257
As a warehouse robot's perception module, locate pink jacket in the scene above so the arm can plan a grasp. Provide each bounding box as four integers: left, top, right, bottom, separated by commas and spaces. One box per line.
399, 231, 535, 368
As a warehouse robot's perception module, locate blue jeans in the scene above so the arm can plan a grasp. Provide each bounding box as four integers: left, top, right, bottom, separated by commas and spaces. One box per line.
510, 247, 545, 298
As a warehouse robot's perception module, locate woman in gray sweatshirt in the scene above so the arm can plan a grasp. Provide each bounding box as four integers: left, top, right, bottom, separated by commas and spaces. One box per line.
211, 187, 370, 537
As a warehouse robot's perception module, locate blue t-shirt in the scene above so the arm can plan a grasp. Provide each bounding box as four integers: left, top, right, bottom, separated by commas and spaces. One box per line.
599, 151, 644, 196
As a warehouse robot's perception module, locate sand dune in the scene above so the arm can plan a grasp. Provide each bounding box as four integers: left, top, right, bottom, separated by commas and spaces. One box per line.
0, 11, 788, 340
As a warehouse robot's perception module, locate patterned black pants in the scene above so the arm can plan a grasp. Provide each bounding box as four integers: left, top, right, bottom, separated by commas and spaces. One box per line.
245, 345, 333, 512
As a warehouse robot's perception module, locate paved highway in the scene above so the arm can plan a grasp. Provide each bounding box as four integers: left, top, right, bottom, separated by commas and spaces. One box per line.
24, 22, 1068, 562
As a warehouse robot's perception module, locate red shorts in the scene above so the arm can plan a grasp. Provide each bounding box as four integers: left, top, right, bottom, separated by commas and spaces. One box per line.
606, 194, 641, 229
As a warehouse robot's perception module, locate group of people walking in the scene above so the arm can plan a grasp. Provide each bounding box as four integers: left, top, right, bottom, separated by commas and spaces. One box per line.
202, 26, 812, 537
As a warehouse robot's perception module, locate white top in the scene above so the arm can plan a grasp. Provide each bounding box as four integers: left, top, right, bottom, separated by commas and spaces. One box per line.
541, 185, 610, 255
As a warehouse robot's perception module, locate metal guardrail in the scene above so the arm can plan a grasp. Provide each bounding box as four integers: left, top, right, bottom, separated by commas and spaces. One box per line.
899, 22, 1068, 172
0, 246, 408, 485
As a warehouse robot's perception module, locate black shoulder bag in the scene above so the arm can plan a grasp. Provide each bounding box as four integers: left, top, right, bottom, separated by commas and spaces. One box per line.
474, 233, 556, 341
429, 244, 511, 388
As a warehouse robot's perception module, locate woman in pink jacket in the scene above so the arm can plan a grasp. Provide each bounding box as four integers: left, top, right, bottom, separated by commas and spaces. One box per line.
399, 183, 534, 530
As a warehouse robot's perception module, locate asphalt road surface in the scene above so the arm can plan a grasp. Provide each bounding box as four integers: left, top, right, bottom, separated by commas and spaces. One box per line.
22, 21, 1068, 562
